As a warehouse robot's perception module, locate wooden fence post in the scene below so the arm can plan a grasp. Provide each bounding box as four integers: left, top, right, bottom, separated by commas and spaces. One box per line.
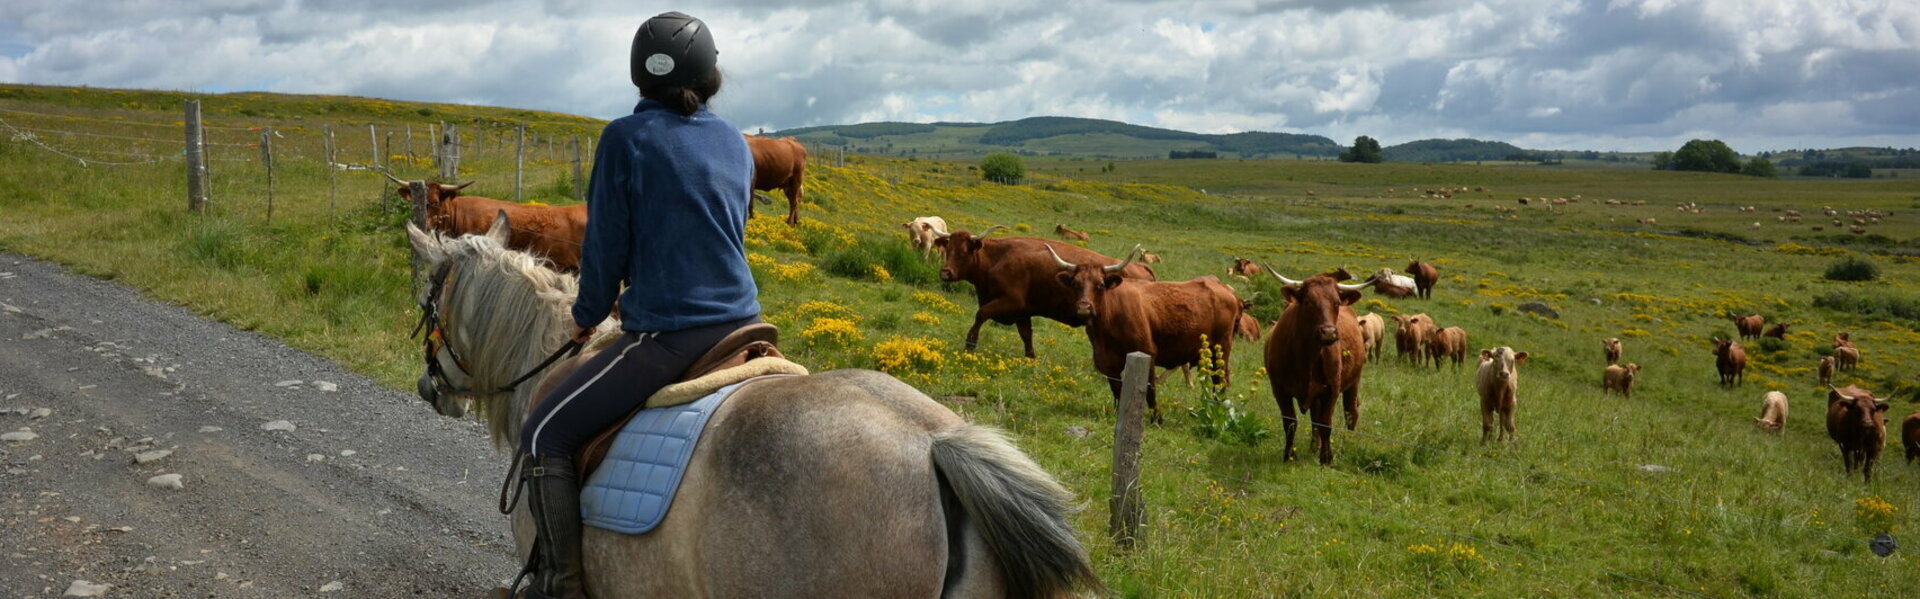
441, 123, 460, 181
571, 135, 585, 204
407, 179, 431, 297
324, 126, 337, 222
429, 123, 439, 173
515, 124, 526, 203
260, 127, 274, 222
1110, 351, 1149, 549
405, 124, 414, 163
368, 123, 379, 169
184, 100, 208, 213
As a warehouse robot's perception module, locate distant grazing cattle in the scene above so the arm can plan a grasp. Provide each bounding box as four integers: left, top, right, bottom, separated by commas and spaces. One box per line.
1834, 332, 1854, 348
1904, 412, 1920, 465
1049, 245, 1237, 423
1755, 391, 1788, 433
1391, 314, 1435, 363
1228, 257, 1264, 280
1602, 337, 1623, 365
1602, 363, 1641, 398
1818, 356, 1836, 386
1264, 271, 1373, 464
1834, 345, 1860, 371
1368, 268, 1418, 298
933, 228, 1155, 358
1139, 250, 1162, 264
1427, 326, 1469, 370
390, 175, 586, 272
1826, 385, 1890, 482
1713, 338, 1747, 387
1054, 224, 1091, 243
1763, 322, 1790, 339
1356, 312, 1386, 360
1731, 314, 1765, 339
744, 135, 807, 225
1475, 347, 1530, 444
1407, 260, 1439, 299
900, 216, 949, 259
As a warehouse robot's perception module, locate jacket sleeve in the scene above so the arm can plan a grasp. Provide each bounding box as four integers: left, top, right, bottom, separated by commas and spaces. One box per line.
571, 125, 635, 329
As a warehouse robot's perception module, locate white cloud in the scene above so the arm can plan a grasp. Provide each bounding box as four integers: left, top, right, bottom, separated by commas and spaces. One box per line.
0, 0, 1913, 151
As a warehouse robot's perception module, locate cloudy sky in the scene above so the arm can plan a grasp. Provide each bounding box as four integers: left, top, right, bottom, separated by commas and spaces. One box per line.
2, 0, 1916, 152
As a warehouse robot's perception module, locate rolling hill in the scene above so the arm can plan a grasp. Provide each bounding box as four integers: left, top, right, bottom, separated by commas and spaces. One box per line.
771, 116, 1341, 160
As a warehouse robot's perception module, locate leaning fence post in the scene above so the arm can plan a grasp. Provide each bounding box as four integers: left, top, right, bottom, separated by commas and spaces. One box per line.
1110, 351, 1149, 549
571, 135, 585, 204
260, 127, 274, 222
443, 123, 460, 180
367, 123, 379, 169
515, 124, 526, 203
184, 100, 208, 213
324, 126, 337, 223
429, 123, 439, 173
405, 124, 414, 163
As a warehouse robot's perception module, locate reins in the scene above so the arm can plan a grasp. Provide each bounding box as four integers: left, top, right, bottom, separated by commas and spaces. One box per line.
416, 258, 584, 399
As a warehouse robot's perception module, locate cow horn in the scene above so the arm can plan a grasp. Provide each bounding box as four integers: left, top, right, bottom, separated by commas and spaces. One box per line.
979, 225, 1011, 236
1263, 264, 1300, 286
1337, 278, 1376, 291
1103, 244, 1141, 274
448, 180, 474, 192
1044, 244, 1076, 271
377, 168, 407, 186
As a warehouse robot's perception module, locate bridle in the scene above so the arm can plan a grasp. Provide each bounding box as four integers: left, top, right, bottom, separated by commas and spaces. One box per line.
414, 259, 582, 404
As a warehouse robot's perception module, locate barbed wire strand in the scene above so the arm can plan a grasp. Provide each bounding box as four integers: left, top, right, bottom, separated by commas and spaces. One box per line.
0, 117, 185, 167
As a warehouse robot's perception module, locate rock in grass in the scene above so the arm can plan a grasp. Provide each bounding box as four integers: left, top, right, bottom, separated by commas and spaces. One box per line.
63, 580, 112, 596
1517, 302, 1560, 319
146, 473, 185, 490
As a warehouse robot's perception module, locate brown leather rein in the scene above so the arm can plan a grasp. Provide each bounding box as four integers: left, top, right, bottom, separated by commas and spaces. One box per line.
414, 260, 582, 401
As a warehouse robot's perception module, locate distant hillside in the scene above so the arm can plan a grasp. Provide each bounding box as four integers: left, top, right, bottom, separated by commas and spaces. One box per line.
1383, 138, 1528, 163
771, 116, 1338, 160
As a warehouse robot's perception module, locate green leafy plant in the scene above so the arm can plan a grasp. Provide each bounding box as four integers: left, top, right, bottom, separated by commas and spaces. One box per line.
1186, 338, 1270, 447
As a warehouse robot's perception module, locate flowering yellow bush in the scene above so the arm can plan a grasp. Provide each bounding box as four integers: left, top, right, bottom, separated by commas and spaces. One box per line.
1620, 328, 1652, 338
1776, 243, 1847, 256
1856, 496, 1898, 534
790, 300, 860, 323
912, 291, 964, 314
770, 261, 816, 282
1406, 542, 1487, 573
745, 213, 808, 253
801, 317, 863, 348
873, 336, 947, 373
869, 265, 892, 282
911, 312, 942, 325
745, 253, 776, 269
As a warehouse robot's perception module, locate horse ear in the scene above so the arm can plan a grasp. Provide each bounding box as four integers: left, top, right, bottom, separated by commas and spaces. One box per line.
485, 210, 511, 245
406, 222, 446, 265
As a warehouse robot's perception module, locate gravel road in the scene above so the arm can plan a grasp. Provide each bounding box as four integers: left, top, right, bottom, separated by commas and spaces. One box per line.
0, 253, 517, 598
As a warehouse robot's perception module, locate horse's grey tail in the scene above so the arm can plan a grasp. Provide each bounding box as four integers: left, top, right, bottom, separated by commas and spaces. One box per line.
930, 425, 1104, 599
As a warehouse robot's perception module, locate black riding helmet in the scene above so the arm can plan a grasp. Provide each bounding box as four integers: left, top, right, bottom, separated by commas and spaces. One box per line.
631, 12, 717, 88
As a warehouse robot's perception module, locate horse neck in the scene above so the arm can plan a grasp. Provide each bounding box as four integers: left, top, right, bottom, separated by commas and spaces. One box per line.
444, 246, 578, 449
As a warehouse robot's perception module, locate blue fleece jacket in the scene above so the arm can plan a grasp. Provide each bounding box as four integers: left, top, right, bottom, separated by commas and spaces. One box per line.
571, 99, 760, 332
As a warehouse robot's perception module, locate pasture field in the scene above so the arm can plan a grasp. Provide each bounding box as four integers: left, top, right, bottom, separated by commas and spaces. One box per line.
4, 85, 1920, 598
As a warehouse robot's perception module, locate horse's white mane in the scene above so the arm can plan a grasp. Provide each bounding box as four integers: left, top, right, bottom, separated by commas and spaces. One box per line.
424, 231, 601, 448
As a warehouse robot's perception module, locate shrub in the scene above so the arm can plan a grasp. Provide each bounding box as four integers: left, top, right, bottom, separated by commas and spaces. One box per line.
1823, 256, 1879, 281
800, 317, 862, 348
823, 237, 939, 285
872, 336, 946, 373
981, 152, 1025, 185
1186, 340, 1270, 447
1812, 290, 1920, 322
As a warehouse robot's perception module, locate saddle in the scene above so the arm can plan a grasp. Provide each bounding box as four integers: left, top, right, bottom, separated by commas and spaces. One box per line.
571, 322, 786, 479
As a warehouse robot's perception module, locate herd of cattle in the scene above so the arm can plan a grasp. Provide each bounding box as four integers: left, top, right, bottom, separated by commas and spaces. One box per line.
384, 150, 1918, 483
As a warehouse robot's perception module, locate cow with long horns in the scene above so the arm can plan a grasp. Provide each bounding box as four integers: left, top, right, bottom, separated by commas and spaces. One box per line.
933, 227, 1156, 358
385, 172, 587, 272
1047, 245, 1239, 423
1263, 268, 1374, 464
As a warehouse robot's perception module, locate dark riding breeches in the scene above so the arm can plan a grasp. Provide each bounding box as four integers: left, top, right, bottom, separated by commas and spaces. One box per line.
520, 315, 761, 457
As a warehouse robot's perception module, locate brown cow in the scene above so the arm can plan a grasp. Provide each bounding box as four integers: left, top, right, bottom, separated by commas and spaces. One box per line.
1602, 337, 1623, 365
390, 176, 586, 273
1475, 347, 1529, 444
1826, 385, 1891, 482
1054, 224, 1091, 243
1834, 332, 1855, 348
933, 228, 1155, 358
1834, 345, 1860, 371
1903, 411, 1920, 464
1263, 271, 1373, 464
1755, 391, 1788, 433
1427, 326, 1469, 369
1048, 245, 1238, 423
1233, 296, 1264, 342
1731, 314, 1765, 339
1228, 257, 1264, 280
1602, 363, 1641, 398
1713, 338, 1747, 387
900, 216, 949, 259
1406, 260, 1439, 299
1391, 314, 1435, 363
1356, 312, 1386, 360
744, 135, 807, 226
1763, 322, 1791, 339
1818, 356, 1836, 386
1367, 268, 1418, 298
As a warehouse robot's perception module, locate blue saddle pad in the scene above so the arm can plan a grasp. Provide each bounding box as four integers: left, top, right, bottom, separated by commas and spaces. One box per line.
580, 377, 777, 534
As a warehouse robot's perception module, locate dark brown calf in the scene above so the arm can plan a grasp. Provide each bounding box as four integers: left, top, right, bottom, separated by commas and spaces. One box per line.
1826, 386, 1890, 482
1713, 338, 1746, 387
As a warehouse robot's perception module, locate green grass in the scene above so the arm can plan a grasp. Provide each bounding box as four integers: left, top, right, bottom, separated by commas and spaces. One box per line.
5, 83, 1920, 598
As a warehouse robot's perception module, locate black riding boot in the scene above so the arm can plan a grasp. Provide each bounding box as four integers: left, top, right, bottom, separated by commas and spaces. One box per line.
521, 454, 586, 599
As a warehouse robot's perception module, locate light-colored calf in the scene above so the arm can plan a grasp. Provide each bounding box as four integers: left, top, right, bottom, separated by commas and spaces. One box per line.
1475, 347, 1529, 444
